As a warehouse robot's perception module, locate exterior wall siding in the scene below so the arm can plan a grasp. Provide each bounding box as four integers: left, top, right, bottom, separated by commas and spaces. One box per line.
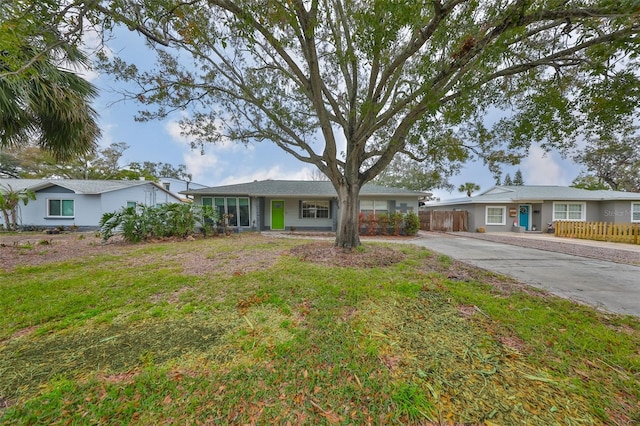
192, 193, 420, 232
9, 183, 182, 229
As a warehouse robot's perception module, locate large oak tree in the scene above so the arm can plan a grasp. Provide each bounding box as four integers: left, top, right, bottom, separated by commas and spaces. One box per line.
90, 0, 640, 247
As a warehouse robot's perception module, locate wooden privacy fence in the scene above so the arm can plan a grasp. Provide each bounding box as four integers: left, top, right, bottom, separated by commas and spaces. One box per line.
555, 221, 640, 245
419, 210, 468, 232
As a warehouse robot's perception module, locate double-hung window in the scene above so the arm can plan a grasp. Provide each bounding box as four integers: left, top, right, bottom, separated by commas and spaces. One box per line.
485, 206, 506, 225
301, 200, 330, 219
48, 199, 74, 218
553, 202, 585, 221
360, 200, 389, 216
632, 202, 640, 223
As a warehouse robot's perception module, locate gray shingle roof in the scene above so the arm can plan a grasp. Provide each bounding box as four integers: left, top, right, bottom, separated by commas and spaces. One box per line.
0, 178, 168, 195
429, 185, 640, 206
181, 180, 426, 197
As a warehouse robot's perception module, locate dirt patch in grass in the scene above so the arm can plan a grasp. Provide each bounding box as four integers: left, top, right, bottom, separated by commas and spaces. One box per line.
0, 232, 131, 271
289, 241, 406, 268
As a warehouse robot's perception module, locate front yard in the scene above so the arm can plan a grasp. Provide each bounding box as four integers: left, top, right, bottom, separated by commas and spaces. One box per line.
1, 232, 639, 424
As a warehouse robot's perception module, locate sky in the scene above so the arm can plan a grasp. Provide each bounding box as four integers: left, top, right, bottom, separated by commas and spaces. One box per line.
82, 27, 583, 201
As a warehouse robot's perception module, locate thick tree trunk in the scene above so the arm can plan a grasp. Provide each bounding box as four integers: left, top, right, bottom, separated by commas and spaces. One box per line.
335, 181, 361, 249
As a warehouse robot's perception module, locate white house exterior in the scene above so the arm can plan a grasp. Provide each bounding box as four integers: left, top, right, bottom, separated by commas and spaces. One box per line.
157, 177, 208, 201
0, 179, 184, 230
182, 180, 425, 232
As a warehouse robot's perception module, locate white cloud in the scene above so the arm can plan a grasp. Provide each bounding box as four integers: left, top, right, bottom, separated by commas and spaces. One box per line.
97, 123, 117, 149
182, 150, 220, 185
521, 146, 573, 185
219, 166, 312, 185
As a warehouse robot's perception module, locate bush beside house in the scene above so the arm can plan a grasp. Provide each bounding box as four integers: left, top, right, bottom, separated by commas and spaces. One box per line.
358, 212, 420, 236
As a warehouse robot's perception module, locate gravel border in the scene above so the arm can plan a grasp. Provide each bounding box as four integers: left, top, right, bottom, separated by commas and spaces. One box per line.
457, 233, 640, 266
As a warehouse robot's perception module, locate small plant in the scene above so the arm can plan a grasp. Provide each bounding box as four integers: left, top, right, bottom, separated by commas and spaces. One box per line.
358, 212, 366, 234
390, 212, 404, 236
404, 212, 420, 236
218, 213, 234, 236
366, 213, 378, 236
378, 213, 390, 235
193, 204, 218, 237
391, 382, 435, 421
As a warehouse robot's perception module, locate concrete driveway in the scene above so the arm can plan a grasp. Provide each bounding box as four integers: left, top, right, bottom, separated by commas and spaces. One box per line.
412, 233, 640, 317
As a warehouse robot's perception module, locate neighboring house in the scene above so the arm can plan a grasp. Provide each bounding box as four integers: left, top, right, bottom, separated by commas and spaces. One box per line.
0, 179, 184, 230
424, 185, 640, 232
157, 177, 208, 201
182, 180, 425, 231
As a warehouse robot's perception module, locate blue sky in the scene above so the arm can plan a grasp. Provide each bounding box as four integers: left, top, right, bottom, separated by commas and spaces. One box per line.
82, 28, 582, 200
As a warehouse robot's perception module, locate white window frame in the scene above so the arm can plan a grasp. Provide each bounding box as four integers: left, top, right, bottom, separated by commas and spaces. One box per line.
47, 199, 75, 218
360, 200, 389, 215
300, 200, 330, 219
485, 206, 506, 225
202, 196, 250, 227
553, 202, 586, 221
632, 202, 640, 223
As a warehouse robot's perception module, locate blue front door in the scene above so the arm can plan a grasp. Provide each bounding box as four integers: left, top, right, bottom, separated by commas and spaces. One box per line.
518, 205, 530, 230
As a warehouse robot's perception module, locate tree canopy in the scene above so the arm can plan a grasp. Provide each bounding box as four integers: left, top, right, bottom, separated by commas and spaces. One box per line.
458, 182, 480, 197
1, 141, 192, 182
572, 129, 640, 192
20, 0, 639, 247
513, 169, 524, 186
0, 1, 101, 160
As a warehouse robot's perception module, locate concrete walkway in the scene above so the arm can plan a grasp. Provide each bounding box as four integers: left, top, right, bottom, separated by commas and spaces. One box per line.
412, 233, 640, 317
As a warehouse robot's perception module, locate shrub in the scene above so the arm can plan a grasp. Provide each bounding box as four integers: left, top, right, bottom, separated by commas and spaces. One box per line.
404, 212, 420, 236
390, 212, 404, 236
366, 213, 378, 236
99, 203, 218, 242
378, 213, 390, 235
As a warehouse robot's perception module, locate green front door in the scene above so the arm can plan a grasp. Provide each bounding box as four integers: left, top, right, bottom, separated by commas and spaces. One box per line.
271, 200, 285, 230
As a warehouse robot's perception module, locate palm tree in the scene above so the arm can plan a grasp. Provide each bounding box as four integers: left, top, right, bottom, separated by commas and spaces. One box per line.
0, 42, 100, 160
458, 182, 480, 197
0, 185, 36, 230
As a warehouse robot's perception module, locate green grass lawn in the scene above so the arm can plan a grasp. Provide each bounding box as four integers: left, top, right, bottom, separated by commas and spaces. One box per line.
1, 233, 639, 425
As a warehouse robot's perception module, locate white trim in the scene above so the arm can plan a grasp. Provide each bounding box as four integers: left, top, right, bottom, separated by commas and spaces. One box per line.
553, 201, 586, 221
46, 198, 75, 218
632, 202, 640, 223
485, 206, 506, 225
300, 199, 331, 219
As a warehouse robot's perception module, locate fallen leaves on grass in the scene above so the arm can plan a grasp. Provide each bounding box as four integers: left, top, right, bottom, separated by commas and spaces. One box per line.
289, 242, 406, 268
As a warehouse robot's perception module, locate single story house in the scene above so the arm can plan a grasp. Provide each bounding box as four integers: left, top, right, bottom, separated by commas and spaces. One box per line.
424, 185, 640, 232
181, 180, 426, 231
0, 178, 183, 230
